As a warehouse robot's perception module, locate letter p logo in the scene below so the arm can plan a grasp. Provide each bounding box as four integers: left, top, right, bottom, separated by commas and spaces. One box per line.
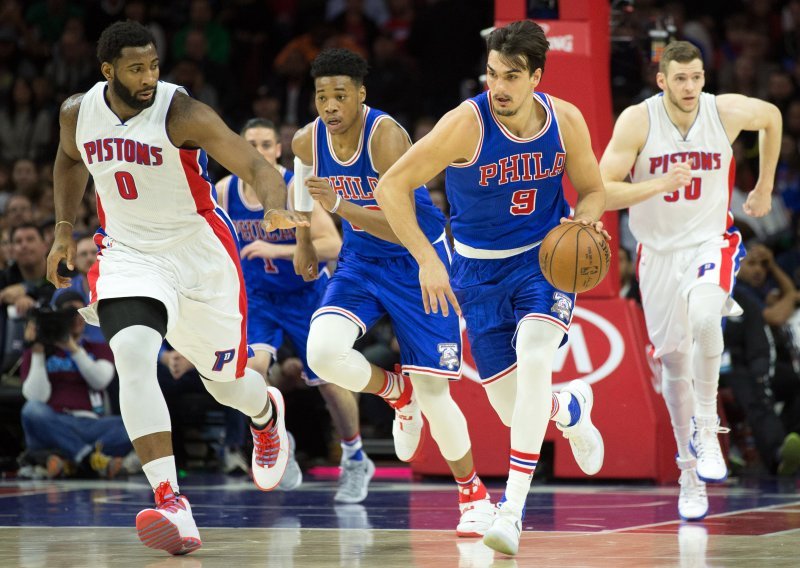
213, 349, 236, 372
697, 263, 716, 278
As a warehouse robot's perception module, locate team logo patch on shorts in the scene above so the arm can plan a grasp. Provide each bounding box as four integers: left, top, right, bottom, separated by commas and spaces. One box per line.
550, 292, 573, 322
437, 343, 460, 370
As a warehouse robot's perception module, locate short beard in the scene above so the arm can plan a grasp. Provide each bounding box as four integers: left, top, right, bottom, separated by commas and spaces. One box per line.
493, 105, 518, 117
112, 79, 156, 111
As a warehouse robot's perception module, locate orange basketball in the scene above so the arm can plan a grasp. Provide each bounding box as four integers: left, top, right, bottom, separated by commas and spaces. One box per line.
538, 223, 611, 293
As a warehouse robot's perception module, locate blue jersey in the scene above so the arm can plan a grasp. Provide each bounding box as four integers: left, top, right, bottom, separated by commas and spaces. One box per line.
313, 105, 445, 258
445, 91, 570, 250
226, 169, 322, 293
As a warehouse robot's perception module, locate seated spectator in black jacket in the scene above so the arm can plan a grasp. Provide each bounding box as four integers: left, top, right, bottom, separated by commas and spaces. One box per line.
723, 285, 800, 475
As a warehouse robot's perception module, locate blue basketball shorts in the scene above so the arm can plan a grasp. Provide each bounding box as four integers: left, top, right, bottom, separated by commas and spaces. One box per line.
312, 239, 461, 379
247, 275, 328, 386
451, 246, 575, 385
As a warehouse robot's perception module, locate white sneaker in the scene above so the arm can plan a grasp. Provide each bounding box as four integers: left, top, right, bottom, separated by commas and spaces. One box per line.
387, 380, 425, 462
277, 432, 303, 491
335, 457, 375, 503
482, 504, 522, 556
691, 416, 729, 482
222, 446, 249, 476
136, 482, 201, 555
457, 497, 495, 537
251, 386, 289, 491
677, 457, 708, 521
556, 379, 605, 475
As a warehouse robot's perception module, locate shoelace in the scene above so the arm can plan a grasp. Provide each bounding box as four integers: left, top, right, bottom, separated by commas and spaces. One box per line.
154, 481, 185, 513
679, 471, 707, 500
252, 424, 281, 467
694, 422, 731, 460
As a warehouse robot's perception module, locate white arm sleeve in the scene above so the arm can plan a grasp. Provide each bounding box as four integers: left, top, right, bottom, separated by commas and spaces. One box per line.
72, 348, 116, 391
293, 157, 315, 212
21, 352, 51, 402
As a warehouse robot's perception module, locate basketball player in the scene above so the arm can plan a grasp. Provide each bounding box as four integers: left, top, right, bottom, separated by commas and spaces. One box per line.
599, 41, 781, 520
217, 118, 375, 503
47, 22, 306, 555
375, 21, 607, 556
293, 48, 494, 537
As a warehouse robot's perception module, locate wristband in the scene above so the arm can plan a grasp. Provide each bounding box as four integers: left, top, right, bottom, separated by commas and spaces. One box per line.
329, 194, 342, 214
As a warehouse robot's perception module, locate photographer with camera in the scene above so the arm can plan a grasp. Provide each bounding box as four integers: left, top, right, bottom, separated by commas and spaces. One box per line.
19, 291, 137, 478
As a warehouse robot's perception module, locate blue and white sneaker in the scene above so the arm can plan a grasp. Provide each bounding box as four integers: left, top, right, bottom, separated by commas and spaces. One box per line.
677, 456, 708, 521
690, 416, 729, 483
556, 379, 605, 475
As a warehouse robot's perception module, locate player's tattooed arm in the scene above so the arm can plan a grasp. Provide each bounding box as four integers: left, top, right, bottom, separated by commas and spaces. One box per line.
599, 103, 690, 211
168, 92, 306, 230
49, 93, 90, 288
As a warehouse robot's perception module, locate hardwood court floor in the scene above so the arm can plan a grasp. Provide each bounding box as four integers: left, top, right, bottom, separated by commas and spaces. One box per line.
1, 473, 798, 567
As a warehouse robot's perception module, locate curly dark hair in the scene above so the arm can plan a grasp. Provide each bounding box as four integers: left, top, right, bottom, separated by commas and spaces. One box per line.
96, 21, 155, 64
310, 48, 369, 86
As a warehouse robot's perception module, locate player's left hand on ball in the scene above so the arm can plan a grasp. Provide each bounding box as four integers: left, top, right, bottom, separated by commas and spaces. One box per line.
560, 217, 612, 241
743, 188, 772, 218
263, 209, 310, 231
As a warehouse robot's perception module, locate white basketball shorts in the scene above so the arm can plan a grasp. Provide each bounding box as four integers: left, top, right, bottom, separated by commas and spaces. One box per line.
636, 230, 744, 359
81, 222, 249, 381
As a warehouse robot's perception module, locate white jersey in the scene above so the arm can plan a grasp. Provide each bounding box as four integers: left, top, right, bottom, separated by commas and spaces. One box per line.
76, 81, 228, 252
629, 92, 734, 252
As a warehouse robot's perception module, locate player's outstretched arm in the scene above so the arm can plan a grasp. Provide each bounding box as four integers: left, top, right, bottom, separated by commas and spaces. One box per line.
717, 94, 783, 217
168, 93, 306, 231
49, 94, 90, 288
555, 98, 607, 237
599, 104, 691, 211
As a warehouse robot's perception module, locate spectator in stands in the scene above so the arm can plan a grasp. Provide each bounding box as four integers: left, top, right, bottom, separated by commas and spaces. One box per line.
43, 27, 94, 102
0, 223, 53, 317
0, 77, 54, 163
10, 158, 39, 201
329, 0, 380, 55
3, 194, 34, 229
383, 0, 415, 50
737, 243, 800, 459
722, 282, 800, 475
19, 290, 137, 479
172, 0, 231, 65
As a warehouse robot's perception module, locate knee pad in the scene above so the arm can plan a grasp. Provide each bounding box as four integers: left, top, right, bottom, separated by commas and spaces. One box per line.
306, 315, 366, 387
110, 325, 171, 440
687, 285, 726, 356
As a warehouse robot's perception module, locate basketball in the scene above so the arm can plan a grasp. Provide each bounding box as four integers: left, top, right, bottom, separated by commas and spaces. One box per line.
539, 223, 611, 293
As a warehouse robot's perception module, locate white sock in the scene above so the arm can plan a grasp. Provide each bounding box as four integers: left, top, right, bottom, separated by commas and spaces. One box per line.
252, 400, 274, 428
142, 455, 179, 493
